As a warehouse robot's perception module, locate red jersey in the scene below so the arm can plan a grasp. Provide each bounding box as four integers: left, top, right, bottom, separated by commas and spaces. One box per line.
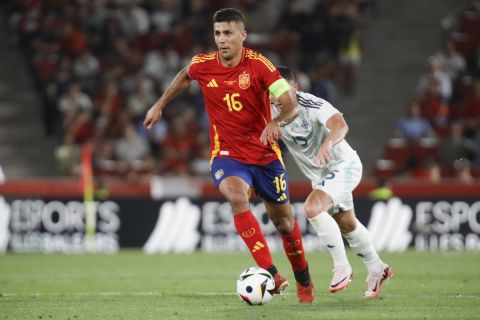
188, 47, 283, 165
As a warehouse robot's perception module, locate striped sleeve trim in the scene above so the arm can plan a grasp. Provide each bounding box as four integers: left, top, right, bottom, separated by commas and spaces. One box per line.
245, 50, 276, 72
297, 94, 324, 109
191, 52, 216, 65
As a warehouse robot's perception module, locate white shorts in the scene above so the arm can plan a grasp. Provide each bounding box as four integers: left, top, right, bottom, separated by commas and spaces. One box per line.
311, 154, 362, 215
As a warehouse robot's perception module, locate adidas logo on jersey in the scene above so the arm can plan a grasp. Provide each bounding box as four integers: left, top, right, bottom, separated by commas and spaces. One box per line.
207, 79, 218, 87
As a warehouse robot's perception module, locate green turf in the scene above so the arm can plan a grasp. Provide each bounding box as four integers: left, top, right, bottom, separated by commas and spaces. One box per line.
0, 250, 479, 319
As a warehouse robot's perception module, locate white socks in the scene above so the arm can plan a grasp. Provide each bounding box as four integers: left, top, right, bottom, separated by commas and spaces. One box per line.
309, 214, 385, 274
308, 213, 350, 268
343, 219, 384, 274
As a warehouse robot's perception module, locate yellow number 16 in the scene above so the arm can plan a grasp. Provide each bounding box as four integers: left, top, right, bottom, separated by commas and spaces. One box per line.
223, 93, 243, 111
273, 173, 287, 193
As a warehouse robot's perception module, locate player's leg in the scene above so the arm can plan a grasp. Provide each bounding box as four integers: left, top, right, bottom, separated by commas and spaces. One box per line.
253, 160, 313, 303
212, 158, 279, 278
304, 189, 352, 292
264, 201, 314, 303
334, 210, 393, 298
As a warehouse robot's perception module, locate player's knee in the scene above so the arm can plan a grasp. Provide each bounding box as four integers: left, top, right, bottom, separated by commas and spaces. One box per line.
271, 216, 293, 234
223, 190, 249, 210
303, 204, 316, 219
304, 201, 329, 219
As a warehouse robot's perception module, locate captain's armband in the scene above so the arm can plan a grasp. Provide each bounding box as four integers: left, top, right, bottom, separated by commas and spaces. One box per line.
269, 78, 291, 99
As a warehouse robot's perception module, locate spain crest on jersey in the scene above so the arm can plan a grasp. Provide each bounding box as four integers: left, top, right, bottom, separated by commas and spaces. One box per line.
239, 73, 250, 89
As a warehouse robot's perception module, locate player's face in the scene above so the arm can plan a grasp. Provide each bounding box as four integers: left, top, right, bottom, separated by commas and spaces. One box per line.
213, 21, 246, 62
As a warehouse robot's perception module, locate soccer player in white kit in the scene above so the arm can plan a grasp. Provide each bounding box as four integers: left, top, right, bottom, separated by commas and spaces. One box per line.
272, 66, 393, 298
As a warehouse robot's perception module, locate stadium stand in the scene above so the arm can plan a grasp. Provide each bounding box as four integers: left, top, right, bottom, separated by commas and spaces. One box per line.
374, 0, 480, 183
1, 0, 477, 185
2, 0, 373, 180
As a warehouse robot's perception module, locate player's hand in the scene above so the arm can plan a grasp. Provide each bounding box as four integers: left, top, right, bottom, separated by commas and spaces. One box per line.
316, 141, 333, 166
260, 120, 282, 145
143, 106, 163, 130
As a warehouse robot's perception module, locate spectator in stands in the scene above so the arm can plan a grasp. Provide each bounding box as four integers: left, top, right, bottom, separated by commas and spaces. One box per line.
309, 60, 339, 103
57, 83, 93, 128
416, 56, 452, 101
73, 50, 99, 79
126, 76, 156, 124
433, 37, 467, 81
149, 0, 176, 33
189, 132, 211, 177
114, 124, 153, 178
115, 2, 150, 41
72, 49, 100, 93
44, 57, 73, 136
94, 81, 123, 129
47, 57, 73, 99
158, 116, 196, 176
68, 110, 95, 144
418, 76, 450, 136
143, 45, 181, 88
248, 0, 279, 35
460, 79, 480, 139
438, 121, 473, 169
61, 22, 87, 58
395, 101, 436, 141
92, 136, 118, 177
453, 158, 475, 184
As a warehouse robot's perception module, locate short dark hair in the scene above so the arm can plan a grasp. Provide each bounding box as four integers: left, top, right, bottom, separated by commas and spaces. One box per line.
213, 8, 246, 28
277, 66, 295, 82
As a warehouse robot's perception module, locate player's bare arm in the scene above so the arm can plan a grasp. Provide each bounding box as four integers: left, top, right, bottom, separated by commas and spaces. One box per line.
316, 113, 349, 166
261, 89, 298, 145
143, 66, 191, 130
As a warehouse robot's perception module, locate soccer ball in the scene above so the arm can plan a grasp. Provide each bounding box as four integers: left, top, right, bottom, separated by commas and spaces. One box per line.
236, 267, 275, 306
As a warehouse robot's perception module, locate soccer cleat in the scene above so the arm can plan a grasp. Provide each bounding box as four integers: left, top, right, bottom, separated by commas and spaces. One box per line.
329, 265, 353, 293
273, 273, 289, 294
296, 282, 314, 304
364, 265, 393, 298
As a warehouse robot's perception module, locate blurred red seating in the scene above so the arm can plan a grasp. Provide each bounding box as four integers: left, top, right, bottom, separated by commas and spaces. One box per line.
373, 159, 396, 179
451, 32, 477, 58
384, 138, 412, 169
412, 137, 439, 162
459, 12, 480, 42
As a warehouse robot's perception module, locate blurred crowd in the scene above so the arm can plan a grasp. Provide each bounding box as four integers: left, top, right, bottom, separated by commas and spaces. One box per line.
376, 0, 480, 183
4, 0, 370, 180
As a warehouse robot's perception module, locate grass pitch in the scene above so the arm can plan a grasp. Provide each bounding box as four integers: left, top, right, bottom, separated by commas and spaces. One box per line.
0, 250, 479, 319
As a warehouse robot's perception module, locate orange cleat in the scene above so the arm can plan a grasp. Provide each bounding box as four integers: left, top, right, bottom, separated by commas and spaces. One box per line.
273, 272, 289, 294
296, 282, 314, 304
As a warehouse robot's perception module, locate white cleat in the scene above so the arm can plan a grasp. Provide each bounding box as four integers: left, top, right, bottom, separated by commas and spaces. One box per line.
329, 265, 353, 293
364, 265, 393, 298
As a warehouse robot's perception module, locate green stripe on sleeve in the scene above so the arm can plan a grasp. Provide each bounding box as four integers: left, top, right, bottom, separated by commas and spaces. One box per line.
269, 78, 291, 98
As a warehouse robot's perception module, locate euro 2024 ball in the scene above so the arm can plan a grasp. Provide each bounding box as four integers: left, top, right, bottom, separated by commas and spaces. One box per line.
236, 267, 275, 306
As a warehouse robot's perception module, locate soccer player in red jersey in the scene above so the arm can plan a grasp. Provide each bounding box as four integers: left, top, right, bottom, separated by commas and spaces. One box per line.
144, 8, 313, 303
